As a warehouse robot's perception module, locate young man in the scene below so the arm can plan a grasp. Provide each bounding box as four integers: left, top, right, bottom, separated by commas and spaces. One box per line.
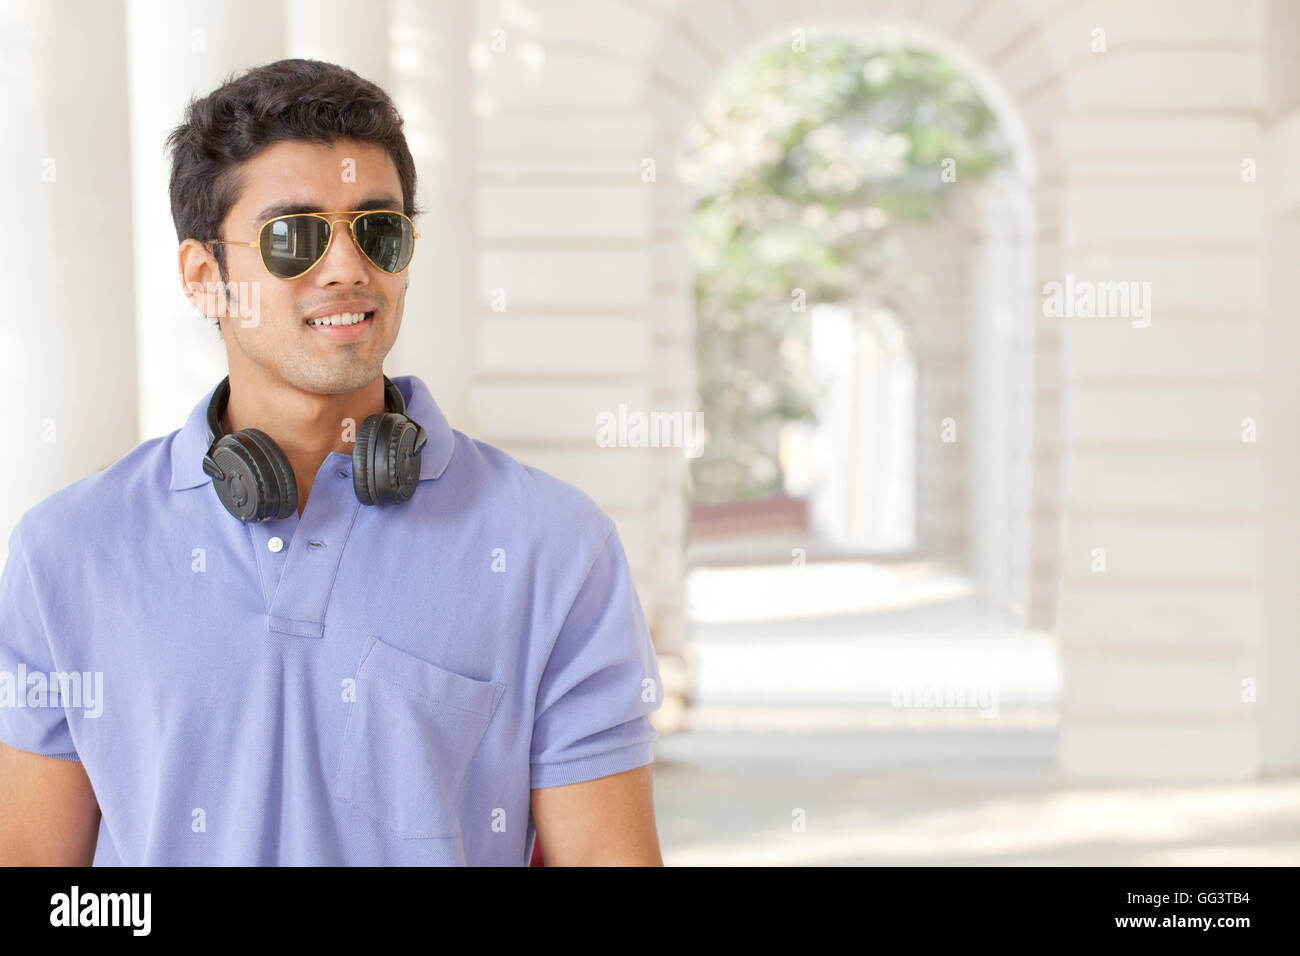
0, 59, 664, 866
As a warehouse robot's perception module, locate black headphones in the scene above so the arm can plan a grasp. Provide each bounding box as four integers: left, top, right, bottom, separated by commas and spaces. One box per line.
200, 375, 429, 522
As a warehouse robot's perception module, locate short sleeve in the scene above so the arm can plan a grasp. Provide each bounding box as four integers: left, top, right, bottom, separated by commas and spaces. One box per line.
530, 521, 662, 789
0, 519, 81, 761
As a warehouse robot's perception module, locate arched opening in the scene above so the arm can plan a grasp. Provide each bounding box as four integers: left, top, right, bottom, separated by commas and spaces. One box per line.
794, 300, 917, 553
668, 26, 1061, 786
677, 31, 1040, 597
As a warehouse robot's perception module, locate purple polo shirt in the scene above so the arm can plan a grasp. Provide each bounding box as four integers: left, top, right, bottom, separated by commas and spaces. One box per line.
0, 374, 662, 865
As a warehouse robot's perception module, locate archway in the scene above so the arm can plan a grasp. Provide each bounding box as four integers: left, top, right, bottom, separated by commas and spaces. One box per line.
653, 21, 1067, 799
669, 24, 1051, 619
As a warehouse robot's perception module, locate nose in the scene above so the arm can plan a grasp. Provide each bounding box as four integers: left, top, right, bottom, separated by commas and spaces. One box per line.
314, 216, 371, 284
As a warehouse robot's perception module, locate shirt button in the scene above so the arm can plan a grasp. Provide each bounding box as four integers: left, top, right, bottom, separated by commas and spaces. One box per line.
268, 536, 284, 553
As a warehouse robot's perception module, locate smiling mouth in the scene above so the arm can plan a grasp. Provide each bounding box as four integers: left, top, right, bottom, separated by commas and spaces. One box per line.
305, 310, 375, 327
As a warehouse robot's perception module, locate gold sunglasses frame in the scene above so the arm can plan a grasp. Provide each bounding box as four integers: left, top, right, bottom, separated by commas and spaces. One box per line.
206, 209, 421, 280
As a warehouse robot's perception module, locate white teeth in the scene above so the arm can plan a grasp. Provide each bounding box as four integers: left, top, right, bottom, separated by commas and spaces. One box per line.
308, 311, 369, 327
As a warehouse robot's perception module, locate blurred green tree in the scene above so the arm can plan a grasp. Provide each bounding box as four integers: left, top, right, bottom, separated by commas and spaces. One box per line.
680, 39, 1009, 505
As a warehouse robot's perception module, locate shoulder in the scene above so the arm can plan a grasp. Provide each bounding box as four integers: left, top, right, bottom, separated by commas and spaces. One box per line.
446, 429, 615, 552
12, 433, 173, 566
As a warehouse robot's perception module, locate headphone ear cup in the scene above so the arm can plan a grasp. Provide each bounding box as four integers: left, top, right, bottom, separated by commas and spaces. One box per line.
353, 414, 381, 506
353, 413, 424, 507
239, 428, 298, 520
206, 429, 295, 522
206, 435, 263, 522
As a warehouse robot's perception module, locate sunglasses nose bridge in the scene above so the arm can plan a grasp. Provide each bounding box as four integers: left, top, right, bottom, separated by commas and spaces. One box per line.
316, 215, 365, 264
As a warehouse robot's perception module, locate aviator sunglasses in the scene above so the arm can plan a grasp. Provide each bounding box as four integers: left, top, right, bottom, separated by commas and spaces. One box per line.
206, 209, 420, 279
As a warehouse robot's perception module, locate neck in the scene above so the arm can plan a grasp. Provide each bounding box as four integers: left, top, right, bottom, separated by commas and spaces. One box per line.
220, 369, 389, 515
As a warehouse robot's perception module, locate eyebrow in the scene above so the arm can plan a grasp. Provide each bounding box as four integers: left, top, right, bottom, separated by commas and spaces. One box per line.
250, 196, 404, 226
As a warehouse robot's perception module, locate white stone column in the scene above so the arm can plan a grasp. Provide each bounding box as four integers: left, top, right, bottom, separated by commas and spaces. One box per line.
284, 0, 390, 91
0, 0, 138, 562
1053, 42, 1270, 779
968, 184, 1014, 613
1260, 0, 1300, 773
386, 0, 475, 430
967, 173, 1036, 619
125, 0, 285, 439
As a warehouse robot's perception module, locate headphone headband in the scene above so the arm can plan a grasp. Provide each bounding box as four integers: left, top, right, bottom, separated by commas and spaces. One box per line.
205, 375, 405, 445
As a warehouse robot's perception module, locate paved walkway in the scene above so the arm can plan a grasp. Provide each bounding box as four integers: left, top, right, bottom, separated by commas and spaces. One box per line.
653, 559, 1300, 866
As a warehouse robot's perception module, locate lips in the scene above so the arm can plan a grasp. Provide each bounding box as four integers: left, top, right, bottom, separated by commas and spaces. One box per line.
304, 310, 376, 341
303, 296, 380, 322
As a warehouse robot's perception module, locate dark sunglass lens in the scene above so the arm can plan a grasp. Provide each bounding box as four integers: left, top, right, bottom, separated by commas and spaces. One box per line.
263, 216, 331, 278
354, 212, 414, 273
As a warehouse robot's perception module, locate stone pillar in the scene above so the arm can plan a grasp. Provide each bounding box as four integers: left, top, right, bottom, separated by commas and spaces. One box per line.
967, 173, 1036, 620
1260, 0, 1300, 772
386, 0, 475, 430
0, 0, 138, 562
125, 0, 285, 439
285, 0, 390, 90
1054, 31, 1269, 778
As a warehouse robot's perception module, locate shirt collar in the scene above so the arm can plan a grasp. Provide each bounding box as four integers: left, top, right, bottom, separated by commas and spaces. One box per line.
168, 373, 456, 491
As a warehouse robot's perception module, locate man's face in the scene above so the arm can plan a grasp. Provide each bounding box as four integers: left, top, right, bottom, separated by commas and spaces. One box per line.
200, 138, 410, 395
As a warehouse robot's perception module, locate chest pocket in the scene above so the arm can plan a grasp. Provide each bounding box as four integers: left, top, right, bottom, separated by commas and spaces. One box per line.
333, 635, 505, 839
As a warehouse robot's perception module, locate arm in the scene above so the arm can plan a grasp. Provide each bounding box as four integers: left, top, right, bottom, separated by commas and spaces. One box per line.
529, 520, 664, 865
0, 741, 100, 866
531, 763, 662, 866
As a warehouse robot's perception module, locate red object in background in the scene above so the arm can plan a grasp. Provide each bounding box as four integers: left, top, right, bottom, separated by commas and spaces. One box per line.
689, 493, 809, 539
529, 837, 543, 866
